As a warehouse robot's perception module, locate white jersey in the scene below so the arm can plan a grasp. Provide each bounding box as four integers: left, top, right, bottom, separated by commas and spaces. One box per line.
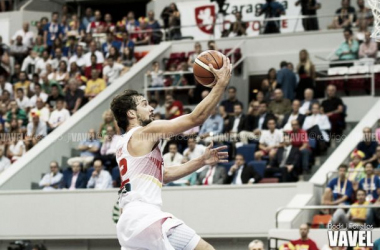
116, 126, 182, 249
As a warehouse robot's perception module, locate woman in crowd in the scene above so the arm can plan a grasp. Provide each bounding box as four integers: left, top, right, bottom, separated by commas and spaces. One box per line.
98, 110, 119, 141
296, 49, 315, 100
120, 47, 136, 69
168, 3, 181, 40
261, 68, 277, 101
50, 61, 69, 89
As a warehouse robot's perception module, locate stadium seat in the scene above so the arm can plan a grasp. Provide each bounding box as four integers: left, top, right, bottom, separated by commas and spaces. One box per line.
248, 160, 266, 178
327, 67, 348, 91
311, 214, 332, 228
259, 178, 279, 184
236, 144, 256, 163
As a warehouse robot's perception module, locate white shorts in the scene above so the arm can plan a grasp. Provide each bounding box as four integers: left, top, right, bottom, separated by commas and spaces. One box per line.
167, 219, 201, 250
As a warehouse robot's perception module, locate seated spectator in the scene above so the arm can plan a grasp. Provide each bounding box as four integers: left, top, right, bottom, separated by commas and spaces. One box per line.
38, 161, 63, 191
289, 120, 311, 174
100, 125, 119, 171
331, 189, 369, 226
49, 61, 69, 88
225, 103, 245, 140
227, 154, 262, 184
14, 71, 31, 97
6, 136, 26, 162
321, 85, 346, 136
281, 99, 305, 131
348, 149, 365, 186
264, 133, 300, 182
255, 101, 276, 132
102, 32, 121, 57
359, 31, 377, 59
87, 10, 106, 34
227, 11, 247, 37
21, 50, 40, 79
10, 35, 28, 65
277, 61, 297, 101
299, 89, 318, 115
165, 94, 183, 119
29, 97, 50, 123
356, 127, 378, 165
303, 103, 331, 153
104, 13, 115, 33
67, 129, 100, 168
0, 147, 11, 173
49, 48, 68, 71
15, 88, 32, 112
46, 84, 65, 110
328, 0, 356, 29
289, 224, 318, 250
103, 56, 124, 85
356, 0, 373, 26
335, 29, 359, 61
197, 107, 224, 145
6, 101, 28, 127
220, 86, 243, 116
322, 164, 353, 205
85, 69, 106, 100
48, 98, 70, 131
0, 74, 13, 98
85, 54, 103, 80
68, 45, 86, 69
239, 101, 261, 144
43, 12, 63, 53
30, 83, 48, 107
87, 159, 112, 189
120, 47, 136, 69
248, 240, 264, 250
40, 72, 58, 95
372, 146, 380, 169
61, 161, 87, 189
163, 143, 183, 167
197, 162, 226, 185
355, 19, 368, 43
183, 137, 206, 172
99, 110, 119, 139
26, 111, 47, 146
255, 118, 283, 161
65, 78, 84, 115
268, 89, 291, 125
11, 22, 34, 48
132, 17, 152, 46
188, 42, 202, 70
82, 7, 95, 29
84, 41, 104, 67
359, 162, 380, 202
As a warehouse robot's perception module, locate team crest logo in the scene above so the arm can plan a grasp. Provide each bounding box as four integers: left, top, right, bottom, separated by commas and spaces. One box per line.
195, 5, 216, 34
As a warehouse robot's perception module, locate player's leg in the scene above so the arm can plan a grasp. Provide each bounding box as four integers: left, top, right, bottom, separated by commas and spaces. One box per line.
194, 238, 215, 250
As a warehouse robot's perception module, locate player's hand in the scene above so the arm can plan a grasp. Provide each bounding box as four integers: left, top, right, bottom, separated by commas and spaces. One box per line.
208, 55, 232, 88
201, 141, 228, 166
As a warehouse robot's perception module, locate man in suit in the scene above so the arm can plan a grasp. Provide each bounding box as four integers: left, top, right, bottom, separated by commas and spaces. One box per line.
281, 99, 306, 131
223, 103, 246, 142
226, 154, 262, 184
299, 88, 319, 116
61, 161, 87, 189
255, 101, 276, 131
197, 163, 227, 185
264, 133, 300, 182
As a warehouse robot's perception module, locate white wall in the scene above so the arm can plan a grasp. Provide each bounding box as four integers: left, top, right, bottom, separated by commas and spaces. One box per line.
0, 184, 299, 240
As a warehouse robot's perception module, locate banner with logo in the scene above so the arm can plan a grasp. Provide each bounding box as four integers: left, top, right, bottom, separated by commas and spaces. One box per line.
176, 0, 303, 40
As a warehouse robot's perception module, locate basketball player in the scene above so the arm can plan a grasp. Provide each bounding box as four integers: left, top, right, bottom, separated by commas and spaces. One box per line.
111, 56, 232, 250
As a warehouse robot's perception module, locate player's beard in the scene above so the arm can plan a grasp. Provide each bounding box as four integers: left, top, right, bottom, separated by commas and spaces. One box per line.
137, 113, 153, 127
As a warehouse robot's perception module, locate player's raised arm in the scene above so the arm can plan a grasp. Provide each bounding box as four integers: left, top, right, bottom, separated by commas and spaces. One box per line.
141, 56, 232, 139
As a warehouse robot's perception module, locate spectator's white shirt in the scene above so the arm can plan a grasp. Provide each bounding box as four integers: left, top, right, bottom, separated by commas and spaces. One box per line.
16, 96, 32, 110
48, 108, 71, 127
12, 29, 34, 47
27, 120, 47, 137
35, 58, 49, 75
39, 172, 63, 191
48, 57, 69, 70
0, 82, 14, 97
150, 70, 164, 86
103, 63, 124, 84
259, 129, 283, 147
87, 170, 112, 189
0, 156, 11, 173
21, 56, 40, 79
163, 152, 183, 167
84, 51, 104, 66
29, 107, 50, 123
299, 101, 311, 115
302, 113, 331, 142
30, 92, 49, 107
283, 113, 299, 131
183, 144, 206, 173
9, 140, 26, 160
68, 54, 86, 69
100, 135, 120, 155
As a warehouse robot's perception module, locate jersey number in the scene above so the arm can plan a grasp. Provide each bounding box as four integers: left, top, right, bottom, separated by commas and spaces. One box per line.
119, 158, 130, 187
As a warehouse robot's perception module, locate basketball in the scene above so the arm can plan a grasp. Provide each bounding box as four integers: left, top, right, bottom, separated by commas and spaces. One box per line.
193, 50, 225, 88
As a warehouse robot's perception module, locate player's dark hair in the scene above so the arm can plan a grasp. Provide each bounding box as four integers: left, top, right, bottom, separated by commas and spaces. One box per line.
111, 89, 143, 130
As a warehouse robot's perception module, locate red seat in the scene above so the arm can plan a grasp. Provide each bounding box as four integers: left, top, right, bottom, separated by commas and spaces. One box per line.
311, 214, 331, 229
259, 178, 279, 184
347, 75, 366, 90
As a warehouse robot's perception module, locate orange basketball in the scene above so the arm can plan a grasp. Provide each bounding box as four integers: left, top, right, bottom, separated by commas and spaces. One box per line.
193, 50, 224, 88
